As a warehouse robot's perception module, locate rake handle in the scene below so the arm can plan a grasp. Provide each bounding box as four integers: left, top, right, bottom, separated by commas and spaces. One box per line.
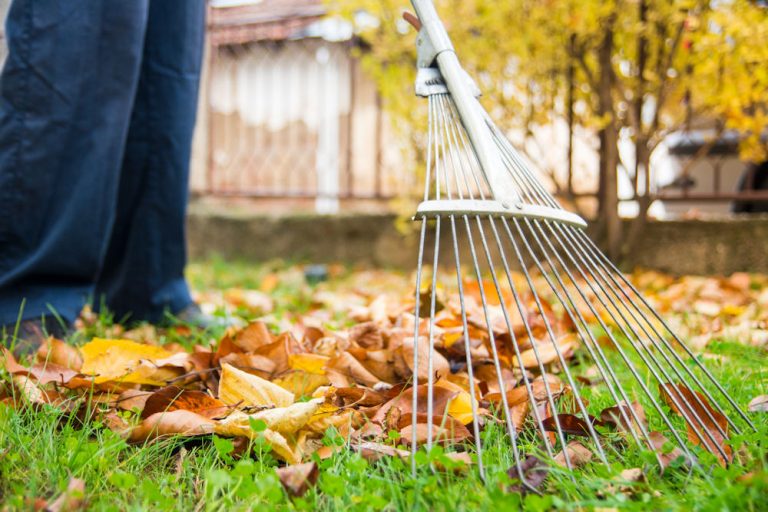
409, 0, 520, 204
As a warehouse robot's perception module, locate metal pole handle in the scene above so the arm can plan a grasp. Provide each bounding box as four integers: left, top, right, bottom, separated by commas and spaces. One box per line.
410, 0, 519, 204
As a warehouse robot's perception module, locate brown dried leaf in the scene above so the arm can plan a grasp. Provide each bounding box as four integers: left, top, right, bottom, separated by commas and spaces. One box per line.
129, 410, 216, 443
372, 385, 458, 425
399, 421, 471, 446
648, 431, 687, 471
659, 383, 732, 464
748, 395, 768, 412
115, 390, 153, 412
541, 414, 597, 437
506, 455, 548, 495
334, 386, 389, 407
349, 322, 384, 350
46, 477, 86, 512
141, 386, 230, 419
355, 441, 410, 462
233, 321, 274, 351
401, 336, 450, 381
599, 401, 647, 435
514, 337, 576, 369
328, 351, 384, 388
553, 441, 593, 468
36, 338, 83, 371
276, 462, 319, 498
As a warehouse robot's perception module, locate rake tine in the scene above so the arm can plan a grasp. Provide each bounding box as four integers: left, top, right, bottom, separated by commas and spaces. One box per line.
512, 219, 656, 457
463, 216, 536, 485
549, 222, 733, 450
536, 220, 726, 462
411, 220, 427, 475
573, 228, 758, 433
509, 218, 699, 462
556, 223, 736, 440
407, 0, 748, 478
450, 215, 486, 478
501, 219, 608, 465
485, 220, 560, 461
425, 217, 441, 450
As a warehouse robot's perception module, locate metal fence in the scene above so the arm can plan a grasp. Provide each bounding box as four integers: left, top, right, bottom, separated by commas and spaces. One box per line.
202, 36, 408, 212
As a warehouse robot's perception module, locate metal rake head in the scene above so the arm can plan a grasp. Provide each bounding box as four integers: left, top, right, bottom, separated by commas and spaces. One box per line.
406, 0, 755, 484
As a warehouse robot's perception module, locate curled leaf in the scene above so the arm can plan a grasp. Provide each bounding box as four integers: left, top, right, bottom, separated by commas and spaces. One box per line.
553, 441, 593, 468
141, 386, 230, 419
276, 462, 319, 497
129, 410, 215, 443
748, 395, 768, 412
218, 363, 294, 408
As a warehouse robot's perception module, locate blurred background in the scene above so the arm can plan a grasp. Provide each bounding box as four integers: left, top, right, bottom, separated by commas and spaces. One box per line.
1, 0, 767, 270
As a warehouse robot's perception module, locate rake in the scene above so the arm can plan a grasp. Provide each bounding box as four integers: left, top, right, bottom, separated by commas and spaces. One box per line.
404, 0, 756, 485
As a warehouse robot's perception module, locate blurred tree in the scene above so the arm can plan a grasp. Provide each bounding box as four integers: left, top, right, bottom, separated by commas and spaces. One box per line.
330, 0, 768, 259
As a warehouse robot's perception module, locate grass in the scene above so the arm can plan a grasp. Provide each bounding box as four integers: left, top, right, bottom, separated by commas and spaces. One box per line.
1, 260, 767, 511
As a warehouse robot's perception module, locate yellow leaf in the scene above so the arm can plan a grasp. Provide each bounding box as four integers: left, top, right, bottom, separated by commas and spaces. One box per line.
273, 370, 329, 397
217, 399, 323, 435
218, 363, 294, 408
80, 338, 177, 385
288, 354, 329, 375
213, 421, 299, 464
435, 379, 475, 425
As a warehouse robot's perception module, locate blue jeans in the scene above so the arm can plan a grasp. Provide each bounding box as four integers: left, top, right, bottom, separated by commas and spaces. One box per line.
0, 0, 205, 325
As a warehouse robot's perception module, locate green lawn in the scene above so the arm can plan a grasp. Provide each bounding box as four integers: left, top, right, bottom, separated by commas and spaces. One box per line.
1, 261, 766, 511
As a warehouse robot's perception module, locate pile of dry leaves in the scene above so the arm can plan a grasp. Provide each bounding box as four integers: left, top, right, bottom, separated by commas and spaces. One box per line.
1, 268, 766, 498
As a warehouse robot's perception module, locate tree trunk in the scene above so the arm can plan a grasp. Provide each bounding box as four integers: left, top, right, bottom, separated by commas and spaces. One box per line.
597, 22, 621, 261
622, 147, 653, 260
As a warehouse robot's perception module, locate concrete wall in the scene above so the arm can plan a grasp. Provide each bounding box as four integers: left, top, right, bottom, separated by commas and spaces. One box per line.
187, 205, 768, 275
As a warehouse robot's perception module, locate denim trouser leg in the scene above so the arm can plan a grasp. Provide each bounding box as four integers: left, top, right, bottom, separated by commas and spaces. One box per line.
0, 0, 205, 327
94, 0, 206, 323
0, 1, 149, 326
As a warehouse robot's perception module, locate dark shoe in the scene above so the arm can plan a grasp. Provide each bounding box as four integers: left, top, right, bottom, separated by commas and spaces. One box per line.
1, 317, 72, 358
169, 303, 242, 330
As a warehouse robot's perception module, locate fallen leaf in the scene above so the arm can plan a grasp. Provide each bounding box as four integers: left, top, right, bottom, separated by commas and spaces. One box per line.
399, 422, 471, 446
218, 363, 294, 408
748, 395, 768, 412
354, 441, 410, 462
514, 337, 576, 368
288, 354, 329, 375
599, 401, 647, 435
141, 386, 230, 419
217, 399, 322, 435
401, 336, 450, 382
328, 351, 383, 388
12, 375, 47, 405
659, 383, 732, 464
648, 431, 687, 471
213, 421, 299, 464
115, 390, 153, 412
276, 462, 319, 497
46, 477, 86, 512
36, 338, 83, 371
433, 452, 474, 473
129, 410, 216, 443
349, 322, 384, 350
506, 455, 548, 494
553, 441, 593, 468
372, 385, 457, 426
80, 338, 180, 385
541, 414, 597, 437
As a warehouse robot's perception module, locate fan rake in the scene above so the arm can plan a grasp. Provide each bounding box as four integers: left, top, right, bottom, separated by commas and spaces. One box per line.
405, 0, 756, 486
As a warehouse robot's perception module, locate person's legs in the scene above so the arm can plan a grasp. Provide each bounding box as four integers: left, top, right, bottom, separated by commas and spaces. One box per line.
94, 0, 206, 324
0, 1, 149, 329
